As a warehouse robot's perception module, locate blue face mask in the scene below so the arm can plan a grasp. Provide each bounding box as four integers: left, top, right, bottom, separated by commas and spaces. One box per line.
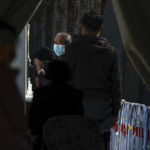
53, 44, 65, 56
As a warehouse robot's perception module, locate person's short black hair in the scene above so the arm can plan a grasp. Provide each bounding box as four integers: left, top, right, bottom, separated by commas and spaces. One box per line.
32, 46, 53, 64
0, 21, 16, 34
81, 10, 104, 32
45, 60, 72, 82
0, 21, 17, 43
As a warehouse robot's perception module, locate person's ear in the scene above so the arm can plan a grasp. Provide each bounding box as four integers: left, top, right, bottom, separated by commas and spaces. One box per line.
82, 26, 88, 35
0, 44, 15, 64
97, 25, 103, 37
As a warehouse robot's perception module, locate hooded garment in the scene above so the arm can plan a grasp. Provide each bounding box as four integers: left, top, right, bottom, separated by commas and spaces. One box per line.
59, 35, 121, 117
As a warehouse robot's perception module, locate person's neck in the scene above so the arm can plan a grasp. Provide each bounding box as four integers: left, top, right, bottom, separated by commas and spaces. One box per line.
83, 32, 101, 37
51, 81, 67, 84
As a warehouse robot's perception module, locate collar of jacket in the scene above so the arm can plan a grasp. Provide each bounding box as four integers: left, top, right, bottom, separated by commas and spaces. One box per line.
80, 35, 107, 45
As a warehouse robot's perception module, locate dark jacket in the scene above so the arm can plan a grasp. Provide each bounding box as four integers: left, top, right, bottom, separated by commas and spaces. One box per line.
59, 35, 121, 116
37, 70, 49, 87
29, 82, 83, 135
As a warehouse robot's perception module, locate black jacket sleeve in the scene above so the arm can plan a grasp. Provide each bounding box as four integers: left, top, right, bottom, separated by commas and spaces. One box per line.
58, 43, 78, 75
29, 90, 45, 134
110, 48, 121, 116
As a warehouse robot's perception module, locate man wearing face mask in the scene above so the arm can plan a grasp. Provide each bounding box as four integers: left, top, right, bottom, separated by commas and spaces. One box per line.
53, 32, 72, 57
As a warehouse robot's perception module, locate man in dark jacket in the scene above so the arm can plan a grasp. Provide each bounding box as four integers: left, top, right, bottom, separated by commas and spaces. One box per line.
58, 10, 121, 149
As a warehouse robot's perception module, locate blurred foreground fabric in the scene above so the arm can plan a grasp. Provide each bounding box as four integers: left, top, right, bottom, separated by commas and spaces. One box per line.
0, 0, 43, 149
112, 0, 150, 91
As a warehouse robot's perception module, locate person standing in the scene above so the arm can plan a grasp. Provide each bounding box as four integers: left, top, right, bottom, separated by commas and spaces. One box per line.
31, 46, 53, 88
58, 10, 121, 149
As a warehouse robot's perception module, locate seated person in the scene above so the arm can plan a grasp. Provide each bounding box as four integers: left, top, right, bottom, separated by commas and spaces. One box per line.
29, 60, 83, 150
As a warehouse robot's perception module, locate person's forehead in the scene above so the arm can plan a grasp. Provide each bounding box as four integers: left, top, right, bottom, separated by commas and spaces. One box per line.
54, 36, 60, 42
54, 35, 65, 44
34, 58, 43, 64
56, 34, 63, 39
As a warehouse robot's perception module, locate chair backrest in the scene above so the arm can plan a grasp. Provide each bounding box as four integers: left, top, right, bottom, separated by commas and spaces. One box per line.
42, 115, 101, 150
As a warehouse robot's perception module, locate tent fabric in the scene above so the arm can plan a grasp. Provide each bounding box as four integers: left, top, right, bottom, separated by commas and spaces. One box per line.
0, 0, 43, 35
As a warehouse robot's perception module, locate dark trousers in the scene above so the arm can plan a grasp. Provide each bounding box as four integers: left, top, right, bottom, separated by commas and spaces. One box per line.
100, 131, 110, 150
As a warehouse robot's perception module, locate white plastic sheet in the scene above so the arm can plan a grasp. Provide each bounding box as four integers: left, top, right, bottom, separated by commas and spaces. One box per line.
110, 100, 149, 150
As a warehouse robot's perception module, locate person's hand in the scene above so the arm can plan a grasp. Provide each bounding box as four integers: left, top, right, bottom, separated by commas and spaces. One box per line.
111, 116, 118, 126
